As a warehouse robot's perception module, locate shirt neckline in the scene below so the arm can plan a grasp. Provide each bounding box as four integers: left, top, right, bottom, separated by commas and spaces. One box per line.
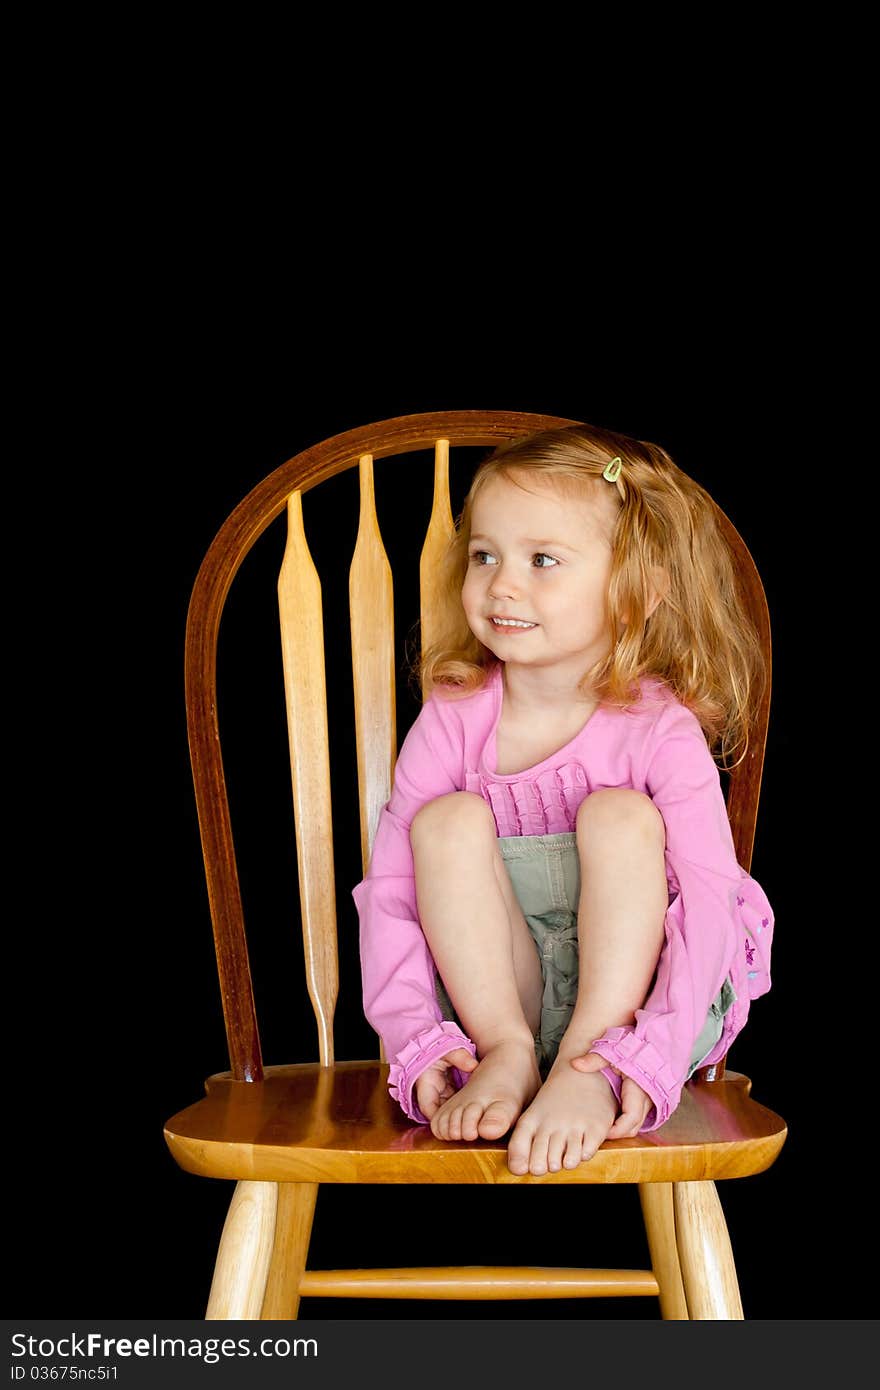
480, 663, 608, 782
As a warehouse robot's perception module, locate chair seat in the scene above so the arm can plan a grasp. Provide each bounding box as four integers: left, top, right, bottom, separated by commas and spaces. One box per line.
165, 1061, 786, 1186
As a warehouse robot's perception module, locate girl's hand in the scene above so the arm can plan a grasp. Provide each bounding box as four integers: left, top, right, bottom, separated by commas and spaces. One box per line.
569, 1050, 652, 1138
415, 1047, 478, 1120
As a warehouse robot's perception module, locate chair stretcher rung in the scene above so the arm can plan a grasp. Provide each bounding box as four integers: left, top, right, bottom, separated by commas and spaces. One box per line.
298, 1266, 659, 1299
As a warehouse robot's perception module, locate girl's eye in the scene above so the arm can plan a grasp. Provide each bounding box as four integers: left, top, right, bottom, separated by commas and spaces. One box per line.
467, 544, 556, 561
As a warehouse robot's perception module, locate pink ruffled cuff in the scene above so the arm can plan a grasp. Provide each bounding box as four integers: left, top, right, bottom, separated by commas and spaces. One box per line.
388, 1021, 478, 1123
588, 1029, 682, 1131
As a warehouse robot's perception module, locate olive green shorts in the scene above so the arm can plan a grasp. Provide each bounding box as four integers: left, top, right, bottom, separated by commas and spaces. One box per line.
434, 830, 735, 1080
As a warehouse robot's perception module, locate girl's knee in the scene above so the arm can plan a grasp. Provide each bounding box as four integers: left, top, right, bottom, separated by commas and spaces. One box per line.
575, 788, 666, 848
410, 791, 495, 848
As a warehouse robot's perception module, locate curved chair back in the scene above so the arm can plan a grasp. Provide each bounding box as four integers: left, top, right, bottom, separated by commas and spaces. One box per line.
185, 411, 771, 1084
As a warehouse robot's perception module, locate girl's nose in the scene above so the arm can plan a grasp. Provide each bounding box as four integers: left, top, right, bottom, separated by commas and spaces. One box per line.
488, 561, 521, 600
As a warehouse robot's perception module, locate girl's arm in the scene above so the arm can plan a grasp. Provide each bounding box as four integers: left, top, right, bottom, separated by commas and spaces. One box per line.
586, 699, 775, 1130
352, 695, 478, 1123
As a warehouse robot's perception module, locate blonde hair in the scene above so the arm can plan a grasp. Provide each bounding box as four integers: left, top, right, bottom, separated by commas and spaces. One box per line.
417, 422, 767, 769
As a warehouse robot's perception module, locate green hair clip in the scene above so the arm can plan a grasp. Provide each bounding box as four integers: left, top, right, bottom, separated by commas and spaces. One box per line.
602, 456, 622, 482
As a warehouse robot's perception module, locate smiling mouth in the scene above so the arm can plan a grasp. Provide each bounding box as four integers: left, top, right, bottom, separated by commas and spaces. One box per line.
490, 617, 538, 629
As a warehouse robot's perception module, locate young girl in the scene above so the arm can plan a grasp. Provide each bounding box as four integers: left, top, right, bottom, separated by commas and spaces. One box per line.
351, 422, 774, 1178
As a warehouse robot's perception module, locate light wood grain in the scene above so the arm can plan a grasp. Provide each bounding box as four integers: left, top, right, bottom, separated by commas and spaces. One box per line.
278, 492, 338, 1066
419, 438, 455, 658
297, 1266, 659, 1298
205, 1181, 277, 1319
165, 1064, 787, 1187
259, 1182, 319, 1320
673, 1180, 744, 1319
349, 454, 396, 875
639, 1182, 689, 1319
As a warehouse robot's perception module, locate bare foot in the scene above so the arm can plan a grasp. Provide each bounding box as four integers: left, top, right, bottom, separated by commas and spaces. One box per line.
506, 1064, 618, 1176
430, 1038, 542, 1142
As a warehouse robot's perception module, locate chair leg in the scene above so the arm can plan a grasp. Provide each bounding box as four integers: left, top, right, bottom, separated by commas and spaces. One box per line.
672, 1180, 744, 1319
260, 1182, 319, 1320
205, 1181, 279, 1320
638, 1183, 689, 1319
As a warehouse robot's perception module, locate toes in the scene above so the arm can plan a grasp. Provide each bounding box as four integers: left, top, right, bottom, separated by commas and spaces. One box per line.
562, 1130, 585, 1170
580, 1129, 603, 1163
458, 1102, 486, 1142
549, 1128, 587, 1172
507, 1121, 535, 1175
508, 1124, 591, 1176
433, 1093, 522, 1145
546, 1130, 567, 1174
477, 1100, 515, 1140
432, 1106, 450, 1141
527, 1131, 550, 1177
445, 1102, 465, 1141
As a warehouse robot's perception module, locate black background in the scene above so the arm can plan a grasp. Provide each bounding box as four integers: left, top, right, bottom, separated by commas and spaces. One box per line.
16, 298, 866, 1323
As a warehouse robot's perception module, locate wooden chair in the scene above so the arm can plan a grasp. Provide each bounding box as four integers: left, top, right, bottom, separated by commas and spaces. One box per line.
163, 409, 786, 1321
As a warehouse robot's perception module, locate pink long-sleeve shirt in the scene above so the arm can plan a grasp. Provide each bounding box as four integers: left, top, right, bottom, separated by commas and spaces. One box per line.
351, 662, 774, 1131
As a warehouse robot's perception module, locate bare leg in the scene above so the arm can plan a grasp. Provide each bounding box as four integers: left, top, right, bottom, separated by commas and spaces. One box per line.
507, 789, 669, 1176
410, 791, 543, 1141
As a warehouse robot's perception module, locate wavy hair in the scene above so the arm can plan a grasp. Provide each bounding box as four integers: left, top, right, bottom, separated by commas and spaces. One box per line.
416, 422, 767, 769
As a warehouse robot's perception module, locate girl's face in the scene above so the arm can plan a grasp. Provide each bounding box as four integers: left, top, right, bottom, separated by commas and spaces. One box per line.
461, 470, 618, 687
